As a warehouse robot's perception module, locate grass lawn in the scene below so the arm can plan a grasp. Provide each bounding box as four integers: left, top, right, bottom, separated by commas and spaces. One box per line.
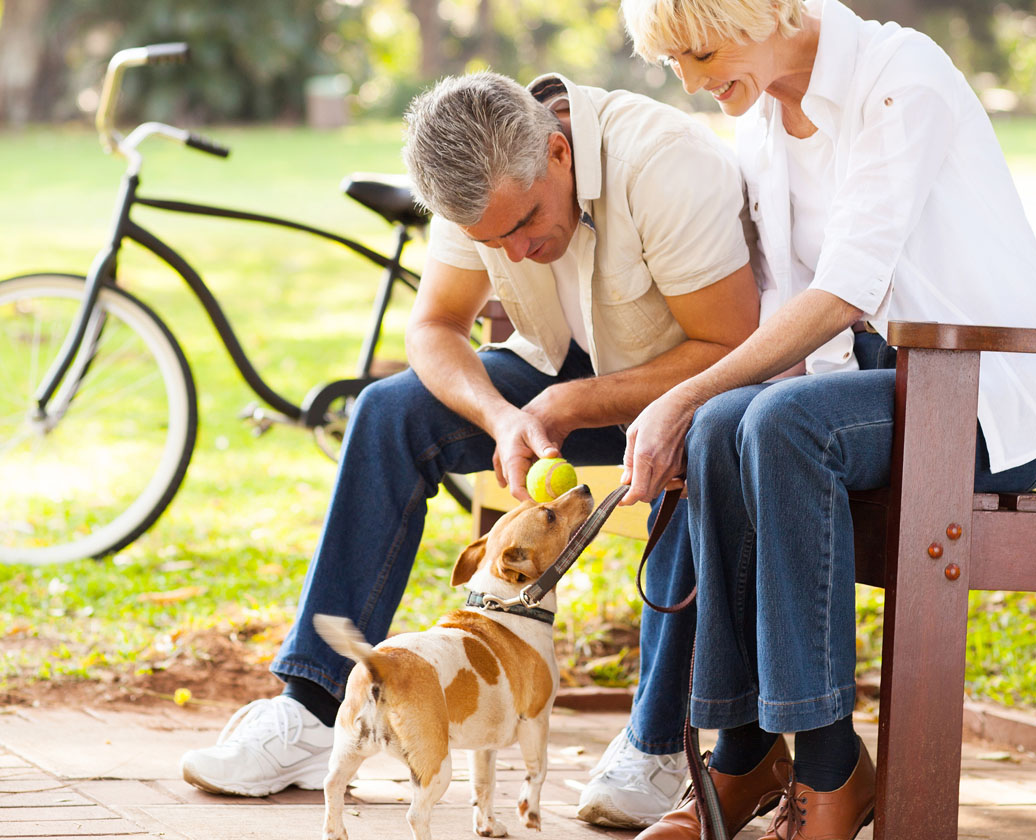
1, 116, 1035, 710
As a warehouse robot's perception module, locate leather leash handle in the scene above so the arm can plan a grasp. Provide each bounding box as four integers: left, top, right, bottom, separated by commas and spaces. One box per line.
636, 487, 697, 613
634, 485, 729, 840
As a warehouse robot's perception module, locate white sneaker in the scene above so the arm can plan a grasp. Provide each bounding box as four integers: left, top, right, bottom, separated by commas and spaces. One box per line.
180, 696, 334, 796
577, 730, 688, 828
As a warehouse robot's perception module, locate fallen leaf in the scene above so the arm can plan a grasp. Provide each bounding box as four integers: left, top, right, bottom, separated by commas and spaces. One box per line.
977, 751, 1016, 762
137, 586, 207, 604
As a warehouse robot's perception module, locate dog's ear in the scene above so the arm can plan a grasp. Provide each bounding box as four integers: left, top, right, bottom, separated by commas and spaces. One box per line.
495, 546, 535, 584
451, 535, 487, 586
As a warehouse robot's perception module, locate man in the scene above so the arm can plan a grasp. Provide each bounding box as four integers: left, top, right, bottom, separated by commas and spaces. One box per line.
179, 70, 758, 830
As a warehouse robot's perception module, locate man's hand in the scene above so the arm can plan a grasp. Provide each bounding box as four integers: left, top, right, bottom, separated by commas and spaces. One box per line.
520, 384, 579, 452
488, 405, 562, 500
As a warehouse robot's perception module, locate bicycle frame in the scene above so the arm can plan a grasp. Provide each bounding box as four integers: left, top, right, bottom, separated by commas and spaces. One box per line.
33, 169, 422, 428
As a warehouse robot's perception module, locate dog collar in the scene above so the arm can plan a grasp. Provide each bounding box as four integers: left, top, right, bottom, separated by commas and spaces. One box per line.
466, 591, 555, 625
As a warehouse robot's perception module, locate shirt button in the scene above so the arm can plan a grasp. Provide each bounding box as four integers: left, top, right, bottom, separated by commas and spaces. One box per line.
753, 202, 760, 212
884, 96, 894, 106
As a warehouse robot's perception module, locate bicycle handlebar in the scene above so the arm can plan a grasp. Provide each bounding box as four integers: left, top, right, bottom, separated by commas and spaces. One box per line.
186, 132, 231, 158
96, 42, 231, 162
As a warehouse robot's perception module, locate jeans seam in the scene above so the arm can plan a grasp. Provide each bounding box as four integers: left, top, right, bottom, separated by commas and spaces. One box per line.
757, 683, 856, 708
733, 525, 756, 689
274, 658, 348, 697
357, 423, 486, 634
817, 417, 893, 699
692, 689, 759, 708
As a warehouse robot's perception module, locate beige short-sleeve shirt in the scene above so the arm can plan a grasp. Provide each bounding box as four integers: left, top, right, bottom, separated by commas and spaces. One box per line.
429, 73, 750, 378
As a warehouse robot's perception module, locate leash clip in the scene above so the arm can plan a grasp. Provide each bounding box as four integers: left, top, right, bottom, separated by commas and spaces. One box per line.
480, 586, 541, 611
479, 593, 521, 611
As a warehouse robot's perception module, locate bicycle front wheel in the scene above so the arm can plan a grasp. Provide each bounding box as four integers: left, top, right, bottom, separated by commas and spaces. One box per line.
0, 273, 197, 564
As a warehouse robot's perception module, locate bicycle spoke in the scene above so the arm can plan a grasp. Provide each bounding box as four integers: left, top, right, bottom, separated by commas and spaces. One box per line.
0, 275, 196, 564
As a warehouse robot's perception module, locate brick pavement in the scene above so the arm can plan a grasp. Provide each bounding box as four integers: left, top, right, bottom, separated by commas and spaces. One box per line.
2, 704, 1036, 839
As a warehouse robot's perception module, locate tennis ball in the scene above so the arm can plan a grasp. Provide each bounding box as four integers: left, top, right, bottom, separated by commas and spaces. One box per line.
526, 457, 578, 503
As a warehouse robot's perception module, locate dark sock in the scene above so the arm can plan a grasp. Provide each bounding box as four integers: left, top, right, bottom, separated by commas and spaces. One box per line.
282, 676, 340, 728
709, 720, 779, 776
793, 715, 860, 792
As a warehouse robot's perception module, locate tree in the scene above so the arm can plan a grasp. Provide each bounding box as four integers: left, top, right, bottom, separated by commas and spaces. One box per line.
0, 0, 53, 125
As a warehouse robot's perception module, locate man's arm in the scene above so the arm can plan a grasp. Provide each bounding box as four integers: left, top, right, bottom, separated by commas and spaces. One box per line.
521, 261, 758, 443
406, 256, 561, 497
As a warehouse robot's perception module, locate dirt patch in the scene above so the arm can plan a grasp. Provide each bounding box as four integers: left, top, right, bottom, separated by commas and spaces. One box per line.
0, 622, 639, 712
0, 626, 285, 711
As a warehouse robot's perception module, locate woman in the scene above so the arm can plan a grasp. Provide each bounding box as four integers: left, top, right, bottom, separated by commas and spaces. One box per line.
616, 0, 1036, 838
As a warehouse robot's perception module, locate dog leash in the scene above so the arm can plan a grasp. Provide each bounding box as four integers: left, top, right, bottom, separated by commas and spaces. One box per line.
478, 484, 728, 840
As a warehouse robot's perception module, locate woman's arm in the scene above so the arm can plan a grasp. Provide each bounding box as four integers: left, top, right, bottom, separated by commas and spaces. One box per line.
621, 289, 862, 503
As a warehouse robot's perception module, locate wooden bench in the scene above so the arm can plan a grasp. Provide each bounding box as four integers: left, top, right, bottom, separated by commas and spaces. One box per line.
472, 305, 1036, 840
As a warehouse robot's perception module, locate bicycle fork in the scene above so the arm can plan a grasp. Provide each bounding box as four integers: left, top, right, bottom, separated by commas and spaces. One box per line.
32, 174, 138, 425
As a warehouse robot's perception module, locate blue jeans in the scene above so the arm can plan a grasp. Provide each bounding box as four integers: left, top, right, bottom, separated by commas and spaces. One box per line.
647, 333, 1036, 734
271, 345, 690, 715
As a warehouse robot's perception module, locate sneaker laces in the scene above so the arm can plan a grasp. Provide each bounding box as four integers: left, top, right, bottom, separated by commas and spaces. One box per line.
591, 736, 686, 794
217, 697, 306, 749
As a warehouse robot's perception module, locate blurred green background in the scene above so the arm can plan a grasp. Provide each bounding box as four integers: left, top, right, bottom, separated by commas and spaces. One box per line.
1, 0, 1035, 128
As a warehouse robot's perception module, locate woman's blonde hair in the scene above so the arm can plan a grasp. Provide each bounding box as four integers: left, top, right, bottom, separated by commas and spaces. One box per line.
621, 0, 805, 63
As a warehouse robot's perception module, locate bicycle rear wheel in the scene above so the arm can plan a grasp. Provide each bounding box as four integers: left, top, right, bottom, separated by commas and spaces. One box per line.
0, 273, 197, 564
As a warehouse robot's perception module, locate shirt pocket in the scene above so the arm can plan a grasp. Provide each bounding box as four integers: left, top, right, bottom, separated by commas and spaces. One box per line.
489, 272, 541, 344
593, 262, 674, 353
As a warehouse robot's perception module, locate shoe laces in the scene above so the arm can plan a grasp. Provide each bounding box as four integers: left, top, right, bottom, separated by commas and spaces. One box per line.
674, 749, 711, 809
766, 758, 808, 840
217, 697, 306, 749
592, 734, 686, 792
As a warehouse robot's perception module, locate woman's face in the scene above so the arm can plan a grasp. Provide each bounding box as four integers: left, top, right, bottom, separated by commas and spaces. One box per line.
665, 33, 777, 117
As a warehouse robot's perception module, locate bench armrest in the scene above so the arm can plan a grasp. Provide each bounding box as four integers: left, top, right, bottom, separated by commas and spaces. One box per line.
888, 321, 1036, 353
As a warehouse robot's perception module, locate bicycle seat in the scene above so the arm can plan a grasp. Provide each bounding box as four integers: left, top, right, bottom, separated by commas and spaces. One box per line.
342, 174, 430, 229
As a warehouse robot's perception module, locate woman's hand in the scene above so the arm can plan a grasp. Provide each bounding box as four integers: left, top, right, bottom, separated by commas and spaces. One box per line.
621, 381, 704, 504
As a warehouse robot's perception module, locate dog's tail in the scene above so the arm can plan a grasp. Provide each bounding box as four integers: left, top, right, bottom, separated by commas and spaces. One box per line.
313, 613, 374, 669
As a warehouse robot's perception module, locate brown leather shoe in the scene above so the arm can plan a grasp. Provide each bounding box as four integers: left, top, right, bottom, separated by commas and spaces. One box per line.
760, 738, 876, 840
634, 736, 791, 839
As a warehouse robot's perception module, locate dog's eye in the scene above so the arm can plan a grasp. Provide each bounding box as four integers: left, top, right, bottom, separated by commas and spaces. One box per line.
543, 508, 556, 524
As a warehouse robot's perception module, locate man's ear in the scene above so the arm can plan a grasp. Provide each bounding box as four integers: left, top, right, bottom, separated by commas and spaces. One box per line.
547, 130, 572, 170
451, 535, 487, 586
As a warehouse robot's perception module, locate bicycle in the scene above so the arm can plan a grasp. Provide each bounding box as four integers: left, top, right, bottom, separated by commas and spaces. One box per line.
0, 43, 475, 566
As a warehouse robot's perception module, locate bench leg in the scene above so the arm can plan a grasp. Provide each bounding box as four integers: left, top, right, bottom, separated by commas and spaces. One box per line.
874, 547, 969, 840
874, 347, 979, 840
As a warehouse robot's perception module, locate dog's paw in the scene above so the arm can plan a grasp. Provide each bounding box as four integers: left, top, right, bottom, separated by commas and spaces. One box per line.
475, 816, 508, 837
517, 800, 541, 831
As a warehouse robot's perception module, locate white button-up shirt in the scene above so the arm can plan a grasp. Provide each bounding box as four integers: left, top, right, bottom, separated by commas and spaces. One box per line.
430, 73, 750, 378
738, 0, 1036, 473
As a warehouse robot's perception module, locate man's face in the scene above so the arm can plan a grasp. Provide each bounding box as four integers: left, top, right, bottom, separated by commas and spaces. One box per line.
460, 132, 580, 264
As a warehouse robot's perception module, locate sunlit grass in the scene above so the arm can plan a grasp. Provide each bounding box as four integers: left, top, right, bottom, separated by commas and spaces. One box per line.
1, 119, 1035, 704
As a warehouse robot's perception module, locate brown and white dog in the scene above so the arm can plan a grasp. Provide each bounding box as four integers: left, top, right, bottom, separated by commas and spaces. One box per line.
314, 484, 593, 840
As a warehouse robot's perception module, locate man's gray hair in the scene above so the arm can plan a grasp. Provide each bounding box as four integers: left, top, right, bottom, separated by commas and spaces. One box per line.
403, 71, 562, 226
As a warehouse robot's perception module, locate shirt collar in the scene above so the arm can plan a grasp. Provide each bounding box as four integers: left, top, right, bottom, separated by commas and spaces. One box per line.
801, 0, 861, 121
527, 73, 602, 207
